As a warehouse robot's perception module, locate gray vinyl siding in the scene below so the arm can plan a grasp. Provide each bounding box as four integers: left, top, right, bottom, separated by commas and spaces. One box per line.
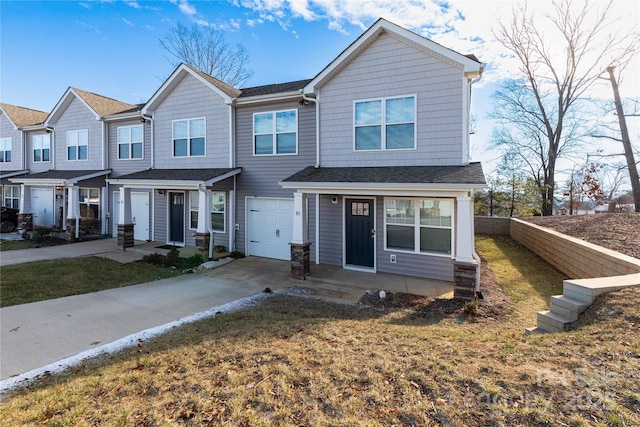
318, 194, 343, 266
374, 196, 454, 281
0, 112, 22, 171
234, 100, 317, 254
154, 191, 168, 243
318, 33, 465, 167
151, 73, 230, 169
52, 97, 103, 170
25, 131, 52, 173
108, 119, 151, 177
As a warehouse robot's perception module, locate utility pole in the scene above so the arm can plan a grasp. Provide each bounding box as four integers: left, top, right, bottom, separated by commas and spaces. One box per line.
607, 66, 640, 212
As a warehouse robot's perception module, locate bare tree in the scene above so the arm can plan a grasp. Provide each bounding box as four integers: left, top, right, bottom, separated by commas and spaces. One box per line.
160, 23, 254, 87
492, 0, 637, 215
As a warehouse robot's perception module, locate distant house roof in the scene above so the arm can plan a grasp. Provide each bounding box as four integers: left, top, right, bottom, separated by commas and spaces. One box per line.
282, 163, 486, 186
239, 79, 312, 98
0, 103, 48, 128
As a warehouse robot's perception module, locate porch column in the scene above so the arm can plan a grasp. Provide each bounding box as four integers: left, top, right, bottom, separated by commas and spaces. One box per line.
66, 186, 80, 242
290, 192, 311, 279
17, 184, 33, 231
117, 186, 134, 249
454, 195, 477, 299
195, 188, 211, 254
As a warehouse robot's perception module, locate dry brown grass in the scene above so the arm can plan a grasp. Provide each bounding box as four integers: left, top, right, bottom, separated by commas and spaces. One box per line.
1, 236, 639, 426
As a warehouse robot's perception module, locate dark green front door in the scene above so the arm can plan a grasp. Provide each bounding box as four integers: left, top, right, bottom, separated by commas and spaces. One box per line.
169, 192, 184, 244
346, 198, 374, 268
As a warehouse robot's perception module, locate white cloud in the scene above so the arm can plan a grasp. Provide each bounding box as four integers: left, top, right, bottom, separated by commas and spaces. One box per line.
123, 0, 141, 9
121, 17, 134, 26
78, 2, 91, 9
178, 0, 197, 16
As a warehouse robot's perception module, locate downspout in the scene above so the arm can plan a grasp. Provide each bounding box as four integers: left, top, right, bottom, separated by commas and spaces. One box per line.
470, 189, 481, 292
49, 126, 56, 170
144, 115, 154, 168
466, 69, 484, 163
229, 105, 235, 168
102, 120, 107, 170
21, 130, 27, 171
300, 90, 319, 167
199, 184, 215, 259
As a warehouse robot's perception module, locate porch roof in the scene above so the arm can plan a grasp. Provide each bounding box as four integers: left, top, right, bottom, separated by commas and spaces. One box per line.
8, 169, 111, 186
107, 168, 241, 189
0, 170, 29, 184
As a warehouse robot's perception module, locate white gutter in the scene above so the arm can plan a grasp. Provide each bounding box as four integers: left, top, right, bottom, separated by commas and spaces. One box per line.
233, 91, 305, 105
49, 126, 56, 170
300, 90, 320, 167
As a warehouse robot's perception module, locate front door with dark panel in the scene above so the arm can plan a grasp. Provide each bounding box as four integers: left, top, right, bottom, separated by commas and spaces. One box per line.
169, 192, 185, 244
346, 198, 374, 268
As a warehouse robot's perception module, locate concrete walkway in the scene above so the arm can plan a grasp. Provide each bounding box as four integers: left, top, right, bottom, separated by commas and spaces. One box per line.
0, 238, 118, 265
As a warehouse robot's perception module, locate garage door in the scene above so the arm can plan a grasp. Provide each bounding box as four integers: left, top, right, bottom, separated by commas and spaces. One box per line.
247, 198, 293, 261
31, 188, 54, 227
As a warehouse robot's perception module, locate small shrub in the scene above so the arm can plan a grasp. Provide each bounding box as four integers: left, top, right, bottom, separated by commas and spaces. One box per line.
464, 299, 479, 315
181, 254, 204, 270
30, 227, 53, 243
141, 252, 167, 267
166, 246, 181, 267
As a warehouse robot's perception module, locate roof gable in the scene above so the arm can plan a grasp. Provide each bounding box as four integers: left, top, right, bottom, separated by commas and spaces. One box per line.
142, 63, 241, 113
304, 18, 483, 93
0, 103, 48, 129
45, 87, 136, 125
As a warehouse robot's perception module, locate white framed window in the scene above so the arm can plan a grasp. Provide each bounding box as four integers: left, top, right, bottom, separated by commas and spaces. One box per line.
0, 137, 11, 162
33, 134, 51, 162
384, 198, 453, 255
173, 118, 205, 157
189, 191, 199, 230
117, 125, 143, 160
210, 192, 225, 232
67, 130, 88, 160
354, 95, 416, 151
253, 109, 298, 155
79, 188, 100, 219
3, 185, 20, 209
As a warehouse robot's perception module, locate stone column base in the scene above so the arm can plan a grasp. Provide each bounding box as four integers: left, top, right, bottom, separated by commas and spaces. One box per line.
195, 232, 211, 255
117, 223, 134, 249
66, 218, 79, 242
290, 242, 311, 280
453, 261, 478, 300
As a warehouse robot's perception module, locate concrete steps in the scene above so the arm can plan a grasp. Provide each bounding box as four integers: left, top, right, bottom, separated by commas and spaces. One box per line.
528, 273, 640, 334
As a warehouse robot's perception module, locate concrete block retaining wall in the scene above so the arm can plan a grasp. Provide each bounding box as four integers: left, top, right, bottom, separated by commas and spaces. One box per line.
474, 217, 510, 235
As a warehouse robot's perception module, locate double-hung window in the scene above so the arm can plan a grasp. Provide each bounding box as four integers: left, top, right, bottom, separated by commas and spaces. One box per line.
33, 134, 51, 162
188, 191, 225, 232
354, 95, 415, 151
3, 185, 19, 209
117, 125, 143, 159
79, 188, 100, 219
0, 137, 11, 162
385, 198, 453, 255
173, 118, 205, 157
67, 130, 88, 160
253, 109, 297, 155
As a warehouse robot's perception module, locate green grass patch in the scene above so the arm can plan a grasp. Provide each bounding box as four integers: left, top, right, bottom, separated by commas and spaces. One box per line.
1, 237, 637, 426
0, 238, 66, 251
0, 257, 181, 307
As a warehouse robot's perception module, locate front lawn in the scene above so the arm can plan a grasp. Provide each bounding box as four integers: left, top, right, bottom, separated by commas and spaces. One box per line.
1, 237, 638, 426
0, 257, 181, 307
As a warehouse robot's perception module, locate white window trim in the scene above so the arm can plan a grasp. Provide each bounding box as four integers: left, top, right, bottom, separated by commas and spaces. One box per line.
67, 129, 88, 161
383, 197, 454, 257
252, 109, 299, 156
0, 137, 12, 163
353, 94, 417, 152
3, 185, 20, 209
117, 125, 144, 160
172, 117, 206, 158
210, 191, 226, 233
33, 134, 51, 163
188, 191, 199, 230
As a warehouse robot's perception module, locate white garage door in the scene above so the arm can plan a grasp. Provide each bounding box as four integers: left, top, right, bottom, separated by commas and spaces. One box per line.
247, 198, 293, 261
31, 188, 54, 227
112, 191, 150, 241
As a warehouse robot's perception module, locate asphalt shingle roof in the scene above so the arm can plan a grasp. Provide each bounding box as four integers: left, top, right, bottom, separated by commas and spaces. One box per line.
0, 103, 48, 127
239, 79, 312, 98
184, 64, 242, 98
282, 163, 486, 185
16, 170, 110, 180
72, 88, 137, 117
114, 168, 240, 181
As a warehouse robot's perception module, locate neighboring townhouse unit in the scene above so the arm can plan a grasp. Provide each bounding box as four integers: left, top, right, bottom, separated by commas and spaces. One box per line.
9, 88, 136, 238
0, 103, 48, 213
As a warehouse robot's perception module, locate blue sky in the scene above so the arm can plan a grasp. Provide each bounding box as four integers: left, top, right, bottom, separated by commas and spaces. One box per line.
1, 0, 638, 177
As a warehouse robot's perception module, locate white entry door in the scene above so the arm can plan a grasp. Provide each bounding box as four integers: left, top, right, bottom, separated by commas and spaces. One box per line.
247, 198, 293, 261
112, 191, 150, 241
31, 188, 54, 227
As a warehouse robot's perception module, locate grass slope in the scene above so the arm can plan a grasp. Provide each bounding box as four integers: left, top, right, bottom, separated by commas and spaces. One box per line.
1, 236, 638, 426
